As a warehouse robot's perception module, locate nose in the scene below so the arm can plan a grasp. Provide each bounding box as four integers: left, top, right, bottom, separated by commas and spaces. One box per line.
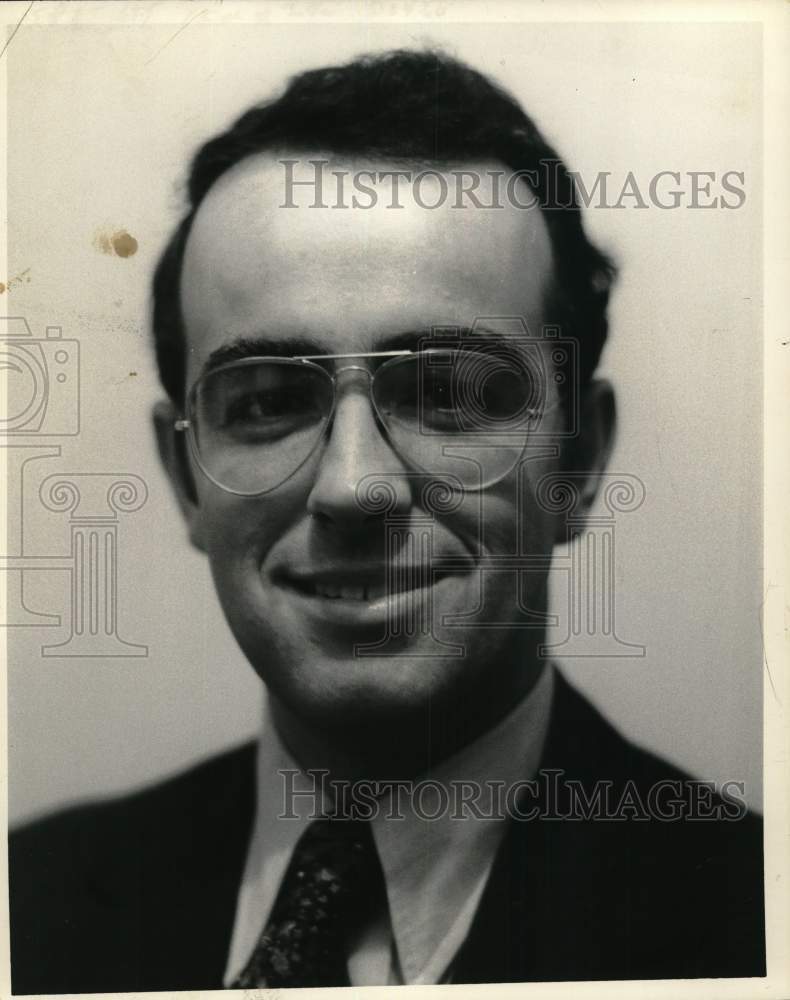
306, 372, 413, 531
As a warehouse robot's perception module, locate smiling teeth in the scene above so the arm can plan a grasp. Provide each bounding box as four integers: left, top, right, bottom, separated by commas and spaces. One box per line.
314, 583, 368, 600
340, 585, 366, 601
304, 577, 442, 601
311, 582, 392, 601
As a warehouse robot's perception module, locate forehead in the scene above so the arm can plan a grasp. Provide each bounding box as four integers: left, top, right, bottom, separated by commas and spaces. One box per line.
180, 153, 554, 382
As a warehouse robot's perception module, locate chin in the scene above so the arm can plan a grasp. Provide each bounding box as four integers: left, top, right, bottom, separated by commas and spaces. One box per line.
259, 642, 474, 727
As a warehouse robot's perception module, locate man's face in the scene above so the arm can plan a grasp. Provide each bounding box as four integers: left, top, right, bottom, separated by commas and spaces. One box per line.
164, 153, 570, 743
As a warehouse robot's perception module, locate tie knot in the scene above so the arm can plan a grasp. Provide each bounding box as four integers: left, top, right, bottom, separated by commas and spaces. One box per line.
292, 818, 378, 910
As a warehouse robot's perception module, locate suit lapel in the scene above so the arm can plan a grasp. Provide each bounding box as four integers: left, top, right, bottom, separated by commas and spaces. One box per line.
452, 673, 627, 983
135, 743, 257, 989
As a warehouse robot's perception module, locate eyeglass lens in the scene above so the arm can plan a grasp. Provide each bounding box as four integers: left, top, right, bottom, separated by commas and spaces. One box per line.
189, 350, 547, 495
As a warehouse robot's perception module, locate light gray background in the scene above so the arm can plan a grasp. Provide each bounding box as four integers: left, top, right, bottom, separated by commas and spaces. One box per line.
6, 19, 763, 822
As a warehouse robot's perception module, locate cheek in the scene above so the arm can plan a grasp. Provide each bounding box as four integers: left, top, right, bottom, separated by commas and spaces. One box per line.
448, 464, 558, 559
193, 485, 304, 571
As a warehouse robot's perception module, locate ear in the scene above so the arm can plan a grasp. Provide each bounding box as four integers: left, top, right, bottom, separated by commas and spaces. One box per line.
556, 378, 617, 541
153, 399, 206, 552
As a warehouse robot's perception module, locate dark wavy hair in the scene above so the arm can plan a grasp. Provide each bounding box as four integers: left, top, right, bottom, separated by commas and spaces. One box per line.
152, 48, 616, 405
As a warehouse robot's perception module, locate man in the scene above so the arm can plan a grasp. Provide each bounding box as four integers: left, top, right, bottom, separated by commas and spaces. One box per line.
9, 49, 764, 991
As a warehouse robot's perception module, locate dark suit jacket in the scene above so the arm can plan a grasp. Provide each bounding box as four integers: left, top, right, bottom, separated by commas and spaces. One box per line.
9, 673, 765, 992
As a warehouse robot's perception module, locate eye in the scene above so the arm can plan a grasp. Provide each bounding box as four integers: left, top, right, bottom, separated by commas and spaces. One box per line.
422, 371, 458, 411
216, 385, 324, 445
225, 388, 298, 424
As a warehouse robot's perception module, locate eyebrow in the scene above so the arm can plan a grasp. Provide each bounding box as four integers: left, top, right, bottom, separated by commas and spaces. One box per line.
379, 326, 521, 353
202, 336, 325, 376
200, 326, 525, 377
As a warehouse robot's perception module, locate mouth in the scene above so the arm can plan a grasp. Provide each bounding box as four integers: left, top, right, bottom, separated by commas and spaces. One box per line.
272, 566, 462, 628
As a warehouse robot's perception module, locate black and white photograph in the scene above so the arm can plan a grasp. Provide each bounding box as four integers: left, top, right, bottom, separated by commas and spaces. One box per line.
2, 2, 787, 996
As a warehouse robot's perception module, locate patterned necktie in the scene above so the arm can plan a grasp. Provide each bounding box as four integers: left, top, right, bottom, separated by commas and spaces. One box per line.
230, 817, 383, 988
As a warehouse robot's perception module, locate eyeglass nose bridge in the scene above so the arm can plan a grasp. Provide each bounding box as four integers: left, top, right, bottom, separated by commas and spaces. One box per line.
322, 363, 383, 436
331, 362, 374, 383
323, 364, 381, 423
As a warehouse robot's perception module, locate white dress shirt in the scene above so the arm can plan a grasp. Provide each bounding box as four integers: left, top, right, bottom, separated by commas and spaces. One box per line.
223, 664, 555, 986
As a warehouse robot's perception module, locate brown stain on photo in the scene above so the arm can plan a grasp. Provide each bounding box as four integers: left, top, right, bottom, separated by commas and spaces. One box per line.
0, 268, 31, 293
94, 229, 138, 258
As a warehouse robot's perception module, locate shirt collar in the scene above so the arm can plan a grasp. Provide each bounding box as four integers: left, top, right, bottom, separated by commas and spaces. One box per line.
371, 664, 554, 982
224, 664, 554, 985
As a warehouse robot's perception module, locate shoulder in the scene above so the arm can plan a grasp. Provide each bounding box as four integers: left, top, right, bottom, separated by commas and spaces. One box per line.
10, 739, 257, 876
544, 670, 758, 808
9, 741, 257, 994
512, 671, 765, 979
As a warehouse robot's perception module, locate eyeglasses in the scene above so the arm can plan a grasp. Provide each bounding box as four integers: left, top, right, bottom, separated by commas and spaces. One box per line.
174, 347, 558, 496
